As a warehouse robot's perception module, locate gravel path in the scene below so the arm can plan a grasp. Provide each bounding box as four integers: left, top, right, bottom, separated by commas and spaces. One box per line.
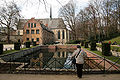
0, 74, 120, 80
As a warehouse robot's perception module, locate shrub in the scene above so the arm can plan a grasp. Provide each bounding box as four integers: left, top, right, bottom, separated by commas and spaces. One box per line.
32, 41, 36, 46
102, 43, 111, 56
66, 40, 81, 44
14, 42, 21, 50
81, 41, 84, 46
0, 44, 3, 54
26, 41, 31, 48
90, 41, 96, 50
84, 41, 89, 48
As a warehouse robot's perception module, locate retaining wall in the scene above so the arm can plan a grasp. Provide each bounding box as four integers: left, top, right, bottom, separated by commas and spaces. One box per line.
0, 45, 77, 62
0, 46, 41, 62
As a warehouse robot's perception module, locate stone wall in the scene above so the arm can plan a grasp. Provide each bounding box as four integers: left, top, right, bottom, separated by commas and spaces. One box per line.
0, 46, 41, 62
0, 45, 77, 62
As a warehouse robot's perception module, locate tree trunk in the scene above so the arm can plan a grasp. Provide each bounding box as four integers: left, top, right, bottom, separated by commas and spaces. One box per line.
7, 26, 10, 43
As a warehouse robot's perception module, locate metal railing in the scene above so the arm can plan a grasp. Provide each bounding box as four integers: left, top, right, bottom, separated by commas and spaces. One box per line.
0, 55, 120, 74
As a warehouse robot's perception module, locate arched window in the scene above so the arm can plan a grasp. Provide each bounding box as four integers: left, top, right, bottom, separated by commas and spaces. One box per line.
31, 23, 33, 28
62, 30, 65, 39
58, 30, 60, 39
28, 23, 30, 27
62, 52, 64, 57
58, 52, 60, 57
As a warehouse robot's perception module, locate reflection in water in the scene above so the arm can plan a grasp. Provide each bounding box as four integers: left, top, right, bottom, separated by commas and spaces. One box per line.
15, 49, 75, 69
63, 53, 73, 69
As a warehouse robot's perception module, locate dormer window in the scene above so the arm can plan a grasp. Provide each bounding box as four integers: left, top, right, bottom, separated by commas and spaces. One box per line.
34, 23, 36, 27
31, 23, 33, 28
28, 23, 30, 27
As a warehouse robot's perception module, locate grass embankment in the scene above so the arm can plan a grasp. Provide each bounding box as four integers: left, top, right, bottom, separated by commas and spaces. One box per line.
96, 43, 120, 52
82, 46, 120, 65
105, 36, 120, 45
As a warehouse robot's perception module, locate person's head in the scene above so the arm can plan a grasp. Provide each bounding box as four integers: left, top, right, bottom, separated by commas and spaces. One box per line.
77, 45, 81, 49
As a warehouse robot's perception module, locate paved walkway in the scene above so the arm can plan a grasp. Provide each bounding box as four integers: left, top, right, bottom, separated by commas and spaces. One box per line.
0, 74, 120, 80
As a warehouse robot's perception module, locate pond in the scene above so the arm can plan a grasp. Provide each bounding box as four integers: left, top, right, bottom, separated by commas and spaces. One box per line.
13, 49, 76, 69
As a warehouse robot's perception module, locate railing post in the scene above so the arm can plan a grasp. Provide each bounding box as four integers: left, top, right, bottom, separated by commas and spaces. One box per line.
88, 57, 90, 73
55, 58, 56, 71
104, 57, 105, 74
24, 57, 25, 74
10, 55, 12, 74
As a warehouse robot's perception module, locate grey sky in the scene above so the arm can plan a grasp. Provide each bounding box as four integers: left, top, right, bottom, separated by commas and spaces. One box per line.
0, 0, 90, 19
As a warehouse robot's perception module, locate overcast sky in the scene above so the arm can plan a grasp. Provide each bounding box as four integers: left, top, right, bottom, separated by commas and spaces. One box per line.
0, 0, 90, 19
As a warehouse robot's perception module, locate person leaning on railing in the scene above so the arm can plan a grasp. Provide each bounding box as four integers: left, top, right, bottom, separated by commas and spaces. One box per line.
71, 45, 87, 78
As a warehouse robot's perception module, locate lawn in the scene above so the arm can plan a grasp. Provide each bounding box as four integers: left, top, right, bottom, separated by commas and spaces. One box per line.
96, 43, 120, 52
82, 46, 120, 65
105, 36, 120, 45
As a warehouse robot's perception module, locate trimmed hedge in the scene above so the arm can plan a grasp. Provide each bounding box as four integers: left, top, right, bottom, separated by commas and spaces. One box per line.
102, 43, 111, 56
0, 44, 3, 54
97, 43, 120, 52
84, 41, 89, 48
26, 42, 31, 48
33, 41, 36, 46
14, 42, 21, 50
90, 41, 96, 50
81, 41, 84, 46
66, 40, 81, 44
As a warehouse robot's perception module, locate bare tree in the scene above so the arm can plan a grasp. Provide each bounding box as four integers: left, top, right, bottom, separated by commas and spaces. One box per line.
76, 0, 120, 41
59, 0, 78, 40
0, 2, 21, 43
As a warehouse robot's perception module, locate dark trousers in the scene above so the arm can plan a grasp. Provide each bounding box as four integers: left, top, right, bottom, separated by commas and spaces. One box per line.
76, 64, 83, 78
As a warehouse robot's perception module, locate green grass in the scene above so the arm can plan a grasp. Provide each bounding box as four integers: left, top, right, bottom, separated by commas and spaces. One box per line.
96, 43, 120, 52
3, 50, 18, 54
105, 36, 120, 45
82, 46, 120, 65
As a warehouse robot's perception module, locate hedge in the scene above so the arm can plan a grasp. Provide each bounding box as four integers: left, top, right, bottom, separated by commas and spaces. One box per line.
26, 41, 31, 48
90, 41, 96, 50
102, 43, 111, 56
14, 42, 21, 50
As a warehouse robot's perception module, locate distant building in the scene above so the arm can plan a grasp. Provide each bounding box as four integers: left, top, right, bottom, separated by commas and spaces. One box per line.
23, 18, 54, 44
17, 18, 70, 44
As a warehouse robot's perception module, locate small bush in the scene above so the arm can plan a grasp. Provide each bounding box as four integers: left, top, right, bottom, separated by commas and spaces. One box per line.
26, 41, 31, 48
90, 41, 96, 50
32, 41, 36, 46
14, 42, 21, 50
102, 43, 111, 56
84, 41, 89, 48
81, 41, 84, 46
66, 40, 81, 44
0, 44, 3, 54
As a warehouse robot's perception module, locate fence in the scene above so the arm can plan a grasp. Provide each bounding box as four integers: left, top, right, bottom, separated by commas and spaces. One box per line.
0, 55, 120, 74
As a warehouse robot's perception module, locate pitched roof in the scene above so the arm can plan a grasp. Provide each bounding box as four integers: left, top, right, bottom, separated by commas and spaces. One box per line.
18, 18, 66, 30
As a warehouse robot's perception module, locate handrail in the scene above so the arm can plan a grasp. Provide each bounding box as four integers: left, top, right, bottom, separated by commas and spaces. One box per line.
0, 55, 120, 74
